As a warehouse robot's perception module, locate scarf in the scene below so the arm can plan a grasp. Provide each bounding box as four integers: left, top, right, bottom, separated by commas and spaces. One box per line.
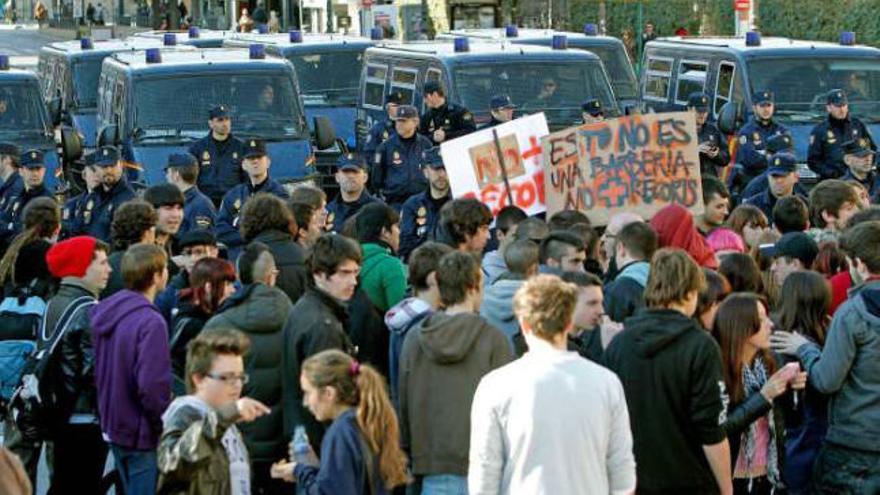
739, 357, 782, 491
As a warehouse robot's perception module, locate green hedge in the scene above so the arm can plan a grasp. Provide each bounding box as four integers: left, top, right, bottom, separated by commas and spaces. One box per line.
756, 0, 880, 45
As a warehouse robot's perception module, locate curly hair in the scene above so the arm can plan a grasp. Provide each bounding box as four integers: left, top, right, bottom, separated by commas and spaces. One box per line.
111, 200, 157, 252
240, 193, 296, 243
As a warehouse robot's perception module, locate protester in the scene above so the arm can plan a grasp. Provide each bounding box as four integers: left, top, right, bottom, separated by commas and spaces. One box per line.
603, 220, 656, 323
0, 197, 58, 296
769, 232, 819, 289
482, 206, 527, 286
599, 212, 642, 280
603, 249, 732, 494
511, 217, 550, 244
437, 198, 492, 254
158, 329, 270, 495
706, 228, 746, 258
726, 205, 770, 252
102, 200, 157, 298
719, 252, 763, 294
696, 268, 730, 331
355, 202, 406, 313
92, 243, 171, 495
651, 203, 719, 268
539, 231, 587, 274
143, 184, 185, 262
468, 275, 636, 495
270, 350, 409, 494
154, 229, 220, 322
289, 201, 323, 249
772, 196, 810, 235
806, 179, 860, 243
480, 239, 538, 354
697, 177, 732, 236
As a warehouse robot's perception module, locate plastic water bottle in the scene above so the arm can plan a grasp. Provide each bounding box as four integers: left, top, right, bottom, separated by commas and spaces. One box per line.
292, 426, 311, 464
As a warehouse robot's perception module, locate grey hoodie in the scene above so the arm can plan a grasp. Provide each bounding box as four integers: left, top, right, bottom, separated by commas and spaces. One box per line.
479, 278, 524, 353
398, 312, 512, 476
797, 279, 880, 452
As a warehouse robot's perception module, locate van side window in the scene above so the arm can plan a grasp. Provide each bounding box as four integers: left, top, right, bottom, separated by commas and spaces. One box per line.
390, 67, 417, 105
644, 56, 673, 101
714, 62, 736, 116
675, 60, 708, 104
426, 68, 442, 84
363, 63, 387, 110
112, 79, 125, 130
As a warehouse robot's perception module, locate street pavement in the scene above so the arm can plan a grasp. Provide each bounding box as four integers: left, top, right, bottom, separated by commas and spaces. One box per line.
0, 23, 73, 56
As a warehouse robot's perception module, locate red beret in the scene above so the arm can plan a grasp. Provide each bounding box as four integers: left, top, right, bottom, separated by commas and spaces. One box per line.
46, 236, 98, 279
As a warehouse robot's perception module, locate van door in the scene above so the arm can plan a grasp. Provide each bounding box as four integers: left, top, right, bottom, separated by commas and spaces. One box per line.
642, 53, 675, 111
713, 60, 744, 119
673, 58, 709, 109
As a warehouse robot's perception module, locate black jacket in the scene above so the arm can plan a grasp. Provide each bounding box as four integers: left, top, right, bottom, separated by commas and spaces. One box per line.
44, 279, 100, 433
603, 308, 727, 494
168, 302, 210, 394
202, 283, 293, 464
250, 229, 309, 305
280, 288, 354, 454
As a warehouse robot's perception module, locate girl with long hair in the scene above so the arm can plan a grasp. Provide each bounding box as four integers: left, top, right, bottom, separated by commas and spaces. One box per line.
271, 349, 408, 494
713, 293, 806, 494
0, 197, 60, 299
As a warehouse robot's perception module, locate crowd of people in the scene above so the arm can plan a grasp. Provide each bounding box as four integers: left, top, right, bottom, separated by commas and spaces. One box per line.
0, 79, 878, 495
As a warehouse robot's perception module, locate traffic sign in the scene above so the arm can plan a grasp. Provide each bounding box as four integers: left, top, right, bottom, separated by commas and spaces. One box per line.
734, 0, 750, 11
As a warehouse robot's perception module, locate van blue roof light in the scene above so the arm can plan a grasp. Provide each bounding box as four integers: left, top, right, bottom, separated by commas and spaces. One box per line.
583, 23, 598, 36
505, 24, 518, 37
840, 31, 856, 45
163, 33, 176, 46
0, 55, 8, 70
745, 31, 761, 46
551, 34, 568, 49
188, 26, 200, 38
145, 48, 161, 64
289, 29, 303, 43
257, 24, 269, 34
370, 27, 383, 40
249, 43, 266, 59
80, 37, 94, 49
454, 37, 469, 52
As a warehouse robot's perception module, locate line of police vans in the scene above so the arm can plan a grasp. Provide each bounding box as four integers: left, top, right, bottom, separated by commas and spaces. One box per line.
1, 25, 878, 195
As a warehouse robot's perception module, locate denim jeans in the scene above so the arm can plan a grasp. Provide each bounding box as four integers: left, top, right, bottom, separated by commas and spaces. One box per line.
812, 443, 880, 494
421, 474, 468, 495
110, 444, 158, 495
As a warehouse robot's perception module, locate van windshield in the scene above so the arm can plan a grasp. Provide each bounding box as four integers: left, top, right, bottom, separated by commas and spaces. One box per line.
287, 50, 364, 107
454, 60, 616, 128
584, 45, 638, 100
132, 72, 304, 141
0, 82, 51, 138
748, 57, 880, 123
71, 58, 102, 110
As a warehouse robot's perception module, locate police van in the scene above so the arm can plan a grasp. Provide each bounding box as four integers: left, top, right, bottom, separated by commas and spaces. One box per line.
96, 46, 334, 186
0, 55, 64, 186
437, 25, 639, 113
130, 27, 234, 48
640, 32, 880, 181
358, 37, 618, 134
223, 31, 377, 149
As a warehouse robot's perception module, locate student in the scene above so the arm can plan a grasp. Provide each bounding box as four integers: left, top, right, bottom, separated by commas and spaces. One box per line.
158, 329, 270, 495
355, 202, 407, 313
481, 206, 527, 286
539, 231, 587, 274
806, 179, 861, 243
436, 198, 492, 254
270, 350, 409, 494
651, 203, 719, 269
480, 239, 538, 354
604, 221, 657, 323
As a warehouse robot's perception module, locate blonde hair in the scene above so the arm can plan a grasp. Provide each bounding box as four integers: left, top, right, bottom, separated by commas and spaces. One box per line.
513, 274, 577, 340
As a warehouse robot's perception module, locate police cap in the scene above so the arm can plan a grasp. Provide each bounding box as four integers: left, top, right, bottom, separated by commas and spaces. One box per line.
490, 94, 516, 111
165, 152, 198, 170
767, 152, 797, 176
686, 92, 710, 111
753, 90, 774, 105
393, 105, 419, 121
0, 142, 20, 158
337, 152, 366, 172
94, 146, 121, 168
827, 89, 848, 106
424, 80, 444, 95
20, 149, 45, 169
209, 105, 230, 120
581, 99, 603, 116
766, 134, 794, 154
421, 147, 444, 169
243, 139, 267, 159
842, 139, 874, 157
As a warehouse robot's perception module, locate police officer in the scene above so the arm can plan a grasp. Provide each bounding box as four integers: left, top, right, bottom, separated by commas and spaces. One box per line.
82, 145, 136, 242
62, 152, 102, 238
0, 149, 54, 243
807, 89, 877, 181
687, 92, 730, 178
733, 90, 790, 189
482, 95, 516, 129
420, 80, 476, 145
399, 147, 451, 260
362, 91, 403, 156
215, 139, 288, 261
581, 99, 605, 124
840, 140, 880, 204
740, 134, 800, 200
164, 152, 216, 236
743, 152, 806, 222
188, 105, 246, 206
0, 143, 23, 214
373, 105, 434, 209
325, 153, 378, 233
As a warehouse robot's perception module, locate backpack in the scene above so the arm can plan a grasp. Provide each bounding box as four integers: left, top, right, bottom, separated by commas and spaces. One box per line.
8, 296, 96, 441
0, 294, 47, 413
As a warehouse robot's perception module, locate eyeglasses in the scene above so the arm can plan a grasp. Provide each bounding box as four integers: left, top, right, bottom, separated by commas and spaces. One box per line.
206, 372, 249, 385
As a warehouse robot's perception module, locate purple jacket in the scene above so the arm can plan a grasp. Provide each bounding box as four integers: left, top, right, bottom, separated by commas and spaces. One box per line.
91, 289, 172, 450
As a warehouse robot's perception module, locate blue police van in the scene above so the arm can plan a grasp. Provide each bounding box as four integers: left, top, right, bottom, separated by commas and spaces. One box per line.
224, 31, 376, 149
437, 25, 639, 113
130, 27, 234, 48
0, 55, 63, 186
640, 33, 880, 181
358, 38, 618, 133
96, 46, 334, 186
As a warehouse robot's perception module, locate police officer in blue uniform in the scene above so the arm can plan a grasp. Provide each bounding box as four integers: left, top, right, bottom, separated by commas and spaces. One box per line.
373, 105, 434, 210
0, 143, 23, 214
481, 95, 516, 130
325, 153, 378, 233
399, 147, 451, 260
740, 134, 799, 200
62, 152, 102, 238
215, 138, 288, 261
0, 149, 54, 244
840, 139, 880, 204
164, 152, 217, 236
82, 146, 137, 242
420, 80, 476, 146
188, 105, 246, 206
687, 92, 730, 178
807, 89, 877, 181
743, 152, 807, 222
731, 90, 790, 195
581, 99, 605, 124
362, 91, 403, 156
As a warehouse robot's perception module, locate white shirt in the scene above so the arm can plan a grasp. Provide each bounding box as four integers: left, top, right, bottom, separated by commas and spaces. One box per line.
468, 340, 636, 495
